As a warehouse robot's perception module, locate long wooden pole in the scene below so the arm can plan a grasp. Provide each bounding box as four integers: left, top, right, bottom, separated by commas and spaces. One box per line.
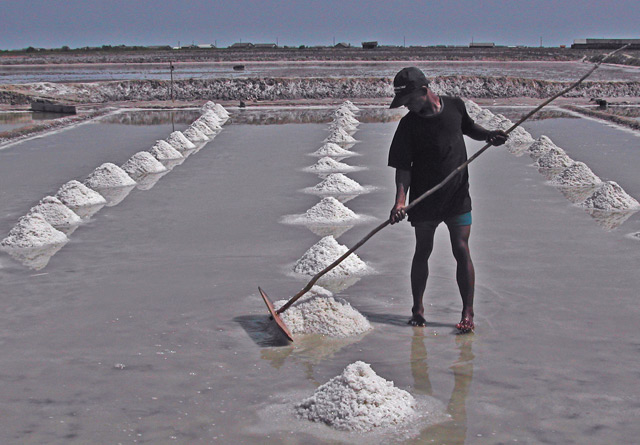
276, 45, 629, 315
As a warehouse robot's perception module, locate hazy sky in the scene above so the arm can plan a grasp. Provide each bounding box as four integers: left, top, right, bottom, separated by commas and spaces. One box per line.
1, 0, 638, 50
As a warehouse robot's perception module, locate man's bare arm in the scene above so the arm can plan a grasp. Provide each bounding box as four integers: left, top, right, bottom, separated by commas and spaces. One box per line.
390, 169, 411, 224
465, 123, 508, 146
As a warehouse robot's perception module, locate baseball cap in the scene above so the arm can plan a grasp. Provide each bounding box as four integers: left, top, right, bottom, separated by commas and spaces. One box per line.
389, 67, 430, 109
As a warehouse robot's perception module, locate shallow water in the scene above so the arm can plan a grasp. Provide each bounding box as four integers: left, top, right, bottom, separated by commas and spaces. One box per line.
1, 60, 638, 84
0, 109, 639, 443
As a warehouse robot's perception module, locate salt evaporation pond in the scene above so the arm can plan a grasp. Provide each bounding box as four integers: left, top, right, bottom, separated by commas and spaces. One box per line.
0, 108, 639, 443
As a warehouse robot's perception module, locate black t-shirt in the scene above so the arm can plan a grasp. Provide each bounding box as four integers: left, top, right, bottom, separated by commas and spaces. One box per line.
388, 96, 475, 222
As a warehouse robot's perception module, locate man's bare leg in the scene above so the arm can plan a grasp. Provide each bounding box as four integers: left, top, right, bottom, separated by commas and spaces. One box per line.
410, 226, 436, 326
448, 224, 475, 332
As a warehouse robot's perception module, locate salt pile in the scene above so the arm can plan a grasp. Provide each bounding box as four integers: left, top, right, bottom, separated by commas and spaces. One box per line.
312, 143, 357, 158
325, 127, 357, 145
535, 147, 573, 169
190, 119, 216, 136
341, 100, 359, 112
505, 127, 535, 154
293, 235, 369, 279
295, 361, 416, 432
198, 112, 222, 131
56, 180, 106, 209
528, 135, 558, 160
474, 108, 495, 125
309, 173, 365, 194
274, 293, 372, 338
183, 125, 209, 143
464, 100, 483, 119
304, 157, 359, 174
300, 197, 358, 224
1, 213, 68, 249
328, 119, 358, 134
550, 162, 602, 187
485, 114, 513, 131
84, 163, 136, 188
333, 110, 359, 126
213, 103, 230, 119
26, 196, 82, 228
580, 181, 640, 211
166, 131, 196, 152
121, 151, 167, 181
149, 140, 184, 160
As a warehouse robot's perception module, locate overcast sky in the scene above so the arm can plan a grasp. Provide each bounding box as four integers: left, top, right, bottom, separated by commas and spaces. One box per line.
1, 0, 638, 50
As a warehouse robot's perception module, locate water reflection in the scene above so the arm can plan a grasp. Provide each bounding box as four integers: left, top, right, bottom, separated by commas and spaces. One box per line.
584, 208, 638, 231
409, 332, 475, 445
98, 108, 404, 126
92, 185, 136, 207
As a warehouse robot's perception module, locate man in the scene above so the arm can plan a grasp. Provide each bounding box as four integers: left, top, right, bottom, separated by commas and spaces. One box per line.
388, 67, 507, 333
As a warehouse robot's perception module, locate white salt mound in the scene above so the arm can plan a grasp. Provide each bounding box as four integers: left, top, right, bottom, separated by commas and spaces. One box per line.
1, 213, 68, 249
528, 135, 558, 159
311, 173, 364, 194
301, 197, 358, 223
580, 181, 640, 211
328, 119, 358, 133
84, 163, 136, 188
333, 110, 359, 125
121, 151, 167, 180
166, 131, 196, 152
506, 126, 535, 151
341, 100, 360, 111
213, 103, 230, 119
295, 361, 416, 432
535, 147, 573, 169
275, 294, 372, 337
293, 235, 369, 279
325, 127, 356, 144
199, 111, 222, 130
149, 140, 184, 160
486, 114, 513, 131
312, 143, 356, 158
305, 157, 358, 174
56, 180, 107, 208
464, 100, 483, 119
27, 196, 81, 228
550, 162, 602, 187
474, 109, 495, 125
191, 119, 216, 136
183, 125, 209, 143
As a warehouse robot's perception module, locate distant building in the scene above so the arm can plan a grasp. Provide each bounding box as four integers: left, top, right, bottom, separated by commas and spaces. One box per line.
254, 43, 277, 48
196, 44, 215, 49
230, 42, 254, 48
571, 38, 640, 49
469, 42, 495, 48
334, 42, 351, 48
362, 41, 378, 49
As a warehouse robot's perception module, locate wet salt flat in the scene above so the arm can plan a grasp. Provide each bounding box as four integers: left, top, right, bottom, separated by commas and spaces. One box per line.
1, 108, 640, 443
1, 60, 639, 84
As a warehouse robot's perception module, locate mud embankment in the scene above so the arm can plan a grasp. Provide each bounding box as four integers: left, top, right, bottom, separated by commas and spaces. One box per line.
2, 76, 639, 105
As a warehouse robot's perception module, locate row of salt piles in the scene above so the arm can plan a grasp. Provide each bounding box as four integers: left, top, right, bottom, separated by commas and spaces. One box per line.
0, 102, 230, 270
284, 103, 431, 433
465, 100, 640, 230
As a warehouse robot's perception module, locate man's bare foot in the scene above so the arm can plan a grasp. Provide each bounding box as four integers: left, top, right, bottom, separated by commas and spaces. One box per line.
408, 314, 427, 327
456, 317, 474, 333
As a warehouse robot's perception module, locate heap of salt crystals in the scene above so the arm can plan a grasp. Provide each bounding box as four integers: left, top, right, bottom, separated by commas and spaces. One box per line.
26, 196, 81, 229
505, 127, 535, 154
198, 111, 223, 131
580, 181, 640, 211
333, 109, 359, 126
485, 114, 514, 131
149, 140, 184, 161
274, 286, 372, 338
56, 180, 106, 210
528, 135, 558, 160
1, 213, 68, 249
312, 143, 357, 158
121, 152, 167, 181
299, 197, 359, 224
328, 118, 358, 134
201, 101, 230, 120
295, 361, 416, 432
325, 127, 357, 145
341, 100, 360, 112
84, 163, 136, 189
308, 173, 365, 195
535, 147, 574, 170
304, 157, 359, 174
474, 109, 495, 126
293, 235, 369, 279
182, 125, 209, 143
166, 131, 196, 152
550, 162, 602, 188
464, 100, 483, 120
190, 119, 216, 137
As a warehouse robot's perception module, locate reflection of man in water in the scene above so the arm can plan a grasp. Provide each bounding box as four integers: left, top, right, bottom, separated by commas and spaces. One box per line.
411, 330, 474, 443
388, 67, 507, 332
